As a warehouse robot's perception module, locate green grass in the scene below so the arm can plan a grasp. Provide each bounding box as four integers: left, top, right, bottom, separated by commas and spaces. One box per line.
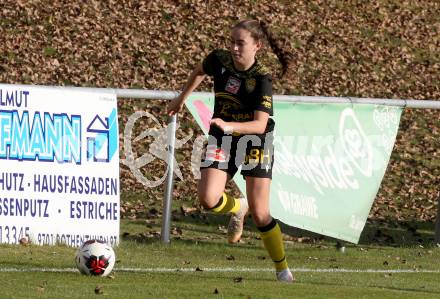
1, 213, 440, 298
1, 271, 439, 298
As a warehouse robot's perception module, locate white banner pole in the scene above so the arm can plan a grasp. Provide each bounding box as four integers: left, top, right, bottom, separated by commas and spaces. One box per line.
161, 115, 177, 243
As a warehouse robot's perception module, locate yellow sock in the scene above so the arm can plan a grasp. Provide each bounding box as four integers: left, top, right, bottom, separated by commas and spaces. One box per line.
210, 193, 240, 214
259, 219, 288, 272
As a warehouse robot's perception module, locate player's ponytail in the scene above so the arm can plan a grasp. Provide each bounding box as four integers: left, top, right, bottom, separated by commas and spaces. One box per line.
233, 19, 293, 78
259, 21, 293, 78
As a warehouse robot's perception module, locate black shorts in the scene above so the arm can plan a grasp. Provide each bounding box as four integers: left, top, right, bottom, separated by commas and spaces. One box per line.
200, 131, 274, 179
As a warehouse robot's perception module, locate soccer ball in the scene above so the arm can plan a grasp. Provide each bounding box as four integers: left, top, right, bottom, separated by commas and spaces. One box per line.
75, 239, 116, 276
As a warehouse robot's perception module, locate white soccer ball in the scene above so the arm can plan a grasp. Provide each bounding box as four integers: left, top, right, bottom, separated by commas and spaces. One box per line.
75, 239, 116, 277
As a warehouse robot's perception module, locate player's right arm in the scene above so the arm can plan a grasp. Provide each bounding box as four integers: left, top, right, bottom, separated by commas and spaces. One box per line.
167, 63, 206, 116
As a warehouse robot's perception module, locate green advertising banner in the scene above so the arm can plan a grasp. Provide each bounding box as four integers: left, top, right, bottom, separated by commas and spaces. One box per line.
185, 94, 402, 243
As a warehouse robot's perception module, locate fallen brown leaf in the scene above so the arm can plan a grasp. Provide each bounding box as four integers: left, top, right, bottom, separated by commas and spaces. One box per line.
233, 277, 243, 283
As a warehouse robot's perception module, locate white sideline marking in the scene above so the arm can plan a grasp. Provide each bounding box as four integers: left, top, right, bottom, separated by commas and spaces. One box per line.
0, 267, 440, 274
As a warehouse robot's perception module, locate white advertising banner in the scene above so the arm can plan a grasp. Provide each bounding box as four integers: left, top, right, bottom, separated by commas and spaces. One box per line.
0, 85, 119, 247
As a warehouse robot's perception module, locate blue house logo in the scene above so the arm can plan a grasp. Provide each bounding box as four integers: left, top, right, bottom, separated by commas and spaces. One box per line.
86, 109, 118, 162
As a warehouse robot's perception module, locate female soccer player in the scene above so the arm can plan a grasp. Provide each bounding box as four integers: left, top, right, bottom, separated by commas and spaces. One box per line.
167, 19, 294, 283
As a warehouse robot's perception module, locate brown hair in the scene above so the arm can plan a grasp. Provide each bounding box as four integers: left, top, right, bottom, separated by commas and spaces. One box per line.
233, 19, 293, 78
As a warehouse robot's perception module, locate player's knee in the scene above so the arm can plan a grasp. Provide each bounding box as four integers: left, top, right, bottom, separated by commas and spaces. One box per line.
197, 189, 221, 210
252, 213, 271, 228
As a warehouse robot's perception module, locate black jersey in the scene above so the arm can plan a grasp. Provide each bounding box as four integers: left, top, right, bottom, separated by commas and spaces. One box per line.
202, 49, 275, 134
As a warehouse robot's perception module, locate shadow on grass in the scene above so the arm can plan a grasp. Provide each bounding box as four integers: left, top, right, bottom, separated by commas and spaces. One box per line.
179, 212, 438, 248
278, 219, 437, 247
121, 202, 438, 248
358, 219, 436, 247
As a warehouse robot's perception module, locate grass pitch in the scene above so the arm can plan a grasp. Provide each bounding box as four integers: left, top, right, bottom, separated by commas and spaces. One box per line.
1, 214, 440, 299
